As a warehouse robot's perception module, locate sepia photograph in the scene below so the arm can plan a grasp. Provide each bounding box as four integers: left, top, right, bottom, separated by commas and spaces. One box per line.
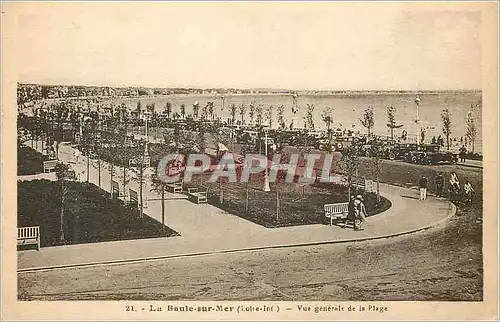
2, 1, 498, 321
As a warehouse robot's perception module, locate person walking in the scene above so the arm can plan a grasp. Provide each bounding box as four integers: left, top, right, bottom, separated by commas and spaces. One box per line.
74, 148, 81, 163
346, 195, 356, 229
464, 180, 474, 203
419, 175, 428, 200
354, 195, 367, 230
459, 145, 467, 163
435, 172, 444, 197
449, 172, 460, 201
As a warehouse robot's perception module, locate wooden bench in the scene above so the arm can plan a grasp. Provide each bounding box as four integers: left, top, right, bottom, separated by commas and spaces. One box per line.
324, 202, 350, 226
353, 177, 366, 190
17, 226, 40, 251
365, 179, 374, 193
43, 160, 58, 173
166, 182, 183, 194
187, 186, 208, 204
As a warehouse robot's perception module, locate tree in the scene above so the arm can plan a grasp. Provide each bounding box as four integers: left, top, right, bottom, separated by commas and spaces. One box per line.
265, 105, 274, 128
165, 102, 172, 119
193, 102, 200, 120
277, 105, 285, 129
360, 107, 375, 137
340, 144, 360, 200
321, 107, 334, 150
197, 122, 207, 185
207, 101, 215, 120
150, 175, 168, 233
249, 101, 256, 125
180, 104, 186, 119
255, 104, 263, 127
239, 104, 247, 125
129, 139, 148, 218
386, 106, 402, 141
368, 140, 383, 201
201, 102, 210, 120
230, 104, 237, 125
466, 105, 477, 153
441, 109, 452, 151
136, 101, 142, 115
55, 163, 76, 243
305, 104, 315, 130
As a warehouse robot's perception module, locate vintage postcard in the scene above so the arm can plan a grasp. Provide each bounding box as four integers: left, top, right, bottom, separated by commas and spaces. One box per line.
2, 1, 498, 321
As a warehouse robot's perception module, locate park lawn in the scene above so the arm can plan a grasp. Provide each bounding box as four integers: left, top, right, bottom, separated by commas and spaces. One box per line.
187, 173, 391, 228
17, 180, 179, 248
18, 145, 47, 175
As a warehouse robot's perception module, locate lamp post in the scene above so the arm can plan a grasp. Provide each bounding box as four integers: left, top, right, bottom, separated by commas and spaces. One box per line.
263, 130, 271, 192
291, 92, 298, 129
414, 94, 421, 146
144, 113, 149, 156
221, 95, 225, 123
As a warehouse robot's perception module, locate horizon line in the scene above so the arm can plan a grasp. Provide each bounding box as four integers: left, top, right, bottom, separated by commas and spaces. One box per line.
17, 81, 482, 93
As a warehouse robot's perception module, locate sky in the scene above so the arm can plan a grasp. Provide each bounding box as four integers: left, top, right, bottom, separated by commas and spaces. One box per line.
6, 2, 483, 90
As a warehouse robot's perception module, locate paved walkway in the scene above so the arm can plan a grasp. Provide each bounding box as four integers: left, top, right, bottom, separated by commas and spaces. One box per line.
18, 141, 456, 271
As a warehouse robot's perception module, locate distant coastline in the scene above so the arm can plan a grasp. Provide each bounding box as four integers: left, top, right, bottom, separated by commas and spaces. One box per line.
18, 82, 481, 103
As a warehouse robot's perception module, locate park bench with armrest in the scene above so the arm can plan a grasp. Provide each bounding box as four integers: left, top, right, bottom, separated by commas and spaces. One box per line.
43, 160, 58, 173
187, 186, 208, 204
365, 179, 374, 193
166, 182, 183, 193
353, 177, 366, 190
17, 226, 40, 251
324, 202, 350, 227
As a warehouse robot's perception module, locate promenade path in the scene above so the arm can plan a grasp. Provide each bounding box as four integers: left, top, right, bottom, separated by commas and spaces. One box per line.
18, 141, 455, 271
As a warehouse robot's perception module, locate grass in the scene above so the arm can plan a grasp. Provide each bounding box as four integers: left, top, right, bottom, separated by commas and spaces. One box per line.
357, 157, 483, 199
186, 173, 391, 228
17, 145, 47, 175
17, 180, 179, 248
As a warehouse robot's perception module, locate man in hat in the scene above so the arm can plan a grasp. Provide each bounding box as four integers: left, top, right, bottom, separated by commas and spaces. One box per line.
434, 173, 444, 197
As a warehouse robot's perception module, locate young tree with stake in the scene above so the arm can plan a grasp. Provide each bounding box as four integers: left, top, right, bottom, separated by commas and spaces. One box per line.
441, 109, 452, 151
321, 107, 334, 151
360, 107, 375, 137
466, 105, 477, 153
55, 163, 76, 243
386, 106, 403, 141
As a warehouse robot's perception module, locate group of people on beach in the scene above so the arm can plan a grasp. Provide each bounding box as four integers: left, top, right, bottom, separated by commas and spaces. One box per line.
419, 172, 474, 203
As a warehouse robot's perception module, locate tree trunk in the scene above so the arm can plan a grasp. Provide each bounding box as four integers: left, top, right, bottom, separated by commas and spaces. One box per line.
86, 152, 90, 183
161, 185, 165, 232
109, 164, 113, 199
390, 128, 394, 141
98, 159, 101, 188
139, 163, 144, 218
60, 180, 65, 243
123, 165, 126, 197
276, 185, 280, 223
219, 179, 224, 203
377, 175, 380, 202
245, 182, 249, 212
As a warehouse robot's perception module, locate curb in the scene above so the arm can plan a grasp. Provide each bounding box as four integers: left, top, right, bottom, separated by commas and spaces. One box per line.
18, 202, 457, 274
